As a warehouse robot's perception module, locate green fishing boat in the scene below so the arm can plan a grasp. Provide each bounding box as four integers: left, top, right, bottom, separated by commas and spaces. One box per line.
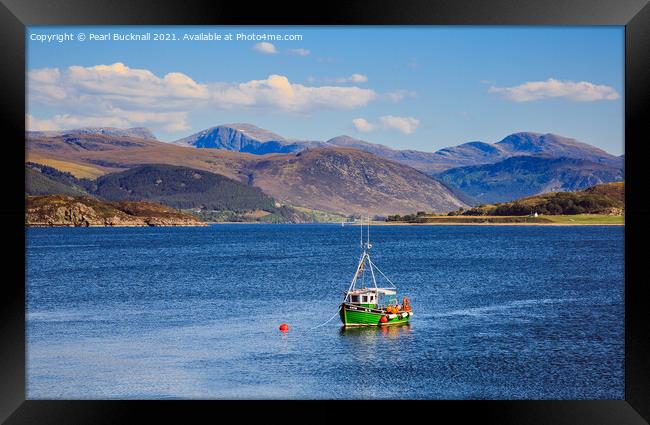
340, 219, 412, 327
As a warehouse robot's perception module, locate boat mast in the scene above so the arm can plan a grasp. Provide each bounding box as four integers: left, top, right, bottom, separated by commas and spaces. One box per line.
343, 216, 382, 301
366, 216, 378, 289
364, 215, 396, 290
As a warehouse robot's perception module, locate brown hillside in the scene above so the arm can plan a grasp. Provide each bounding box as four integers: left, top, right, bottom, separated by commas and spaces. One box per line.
26, 132, 468, 216
583, 181, 624, 204
26, 133, 253, 180
249, 147, 467, 215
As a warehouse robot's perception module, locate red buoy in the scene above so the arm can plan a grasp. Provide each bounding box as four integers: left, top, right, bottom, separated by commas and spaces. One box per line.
380, 316, 388, 323
279, 323, 289, 332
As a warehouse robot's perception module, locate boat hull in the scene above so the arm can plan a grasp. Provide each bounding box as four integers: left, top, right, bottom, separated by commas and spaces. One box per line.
340, 303, 411, 327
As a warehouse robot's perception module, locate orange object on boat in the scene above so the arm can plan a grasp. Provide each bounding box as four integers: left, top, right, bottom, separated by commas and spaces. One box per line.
402, 297, 412, 312
386, 304, 403, 314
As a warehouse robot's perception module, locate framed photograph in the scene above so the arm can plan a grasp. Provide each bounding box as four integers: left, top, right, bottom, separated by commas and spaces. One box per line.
2, 0, 649, 422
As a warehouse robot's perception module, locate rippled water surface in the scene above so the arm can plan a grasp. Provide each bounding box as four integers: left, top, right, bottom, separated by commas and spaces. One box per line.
27, 224, 624, 399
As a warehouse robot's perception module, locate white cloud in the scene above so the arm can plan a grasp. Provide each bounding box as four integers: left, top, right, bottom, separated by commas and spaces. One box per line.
28, 62, 379, 133
26, 110, 189, 133
384, 89, 417, 102
110, 109, 190, 132
29, 68, 67, 101
287, 48, 310, 56
303, 88, 413, 103
28, 62, 209, 111
210, 74, 376, 111
29, 63, 376, 111
253, 42, 278, 54
488, 78, 620, 102
27, 113, 131, 131
379, 116, 420, 134
352, 116, 420, 135
352, 118, 375, 132
349, 74, 368, 84
68, 63, 210, 102
333, 74, 368, 84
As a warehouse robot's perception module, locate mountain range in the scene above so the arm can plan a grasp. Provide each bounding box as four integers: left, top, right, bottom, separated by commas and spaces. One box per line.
436, 156, 624, 204
173, 123, 321, 154
25, 124, 624, 216
172, 124, 623, 172
25, 132, 467, 216
29, 127, 158, 141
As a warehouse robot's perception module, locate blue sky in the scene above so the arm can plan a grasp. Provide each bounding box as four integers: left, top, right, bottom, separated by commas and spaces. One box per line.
27, 26, 624, 155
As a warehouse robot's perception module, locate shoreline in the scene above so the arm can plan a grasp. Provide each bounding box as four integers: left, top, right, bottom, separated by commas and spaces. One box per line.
364, 221, 624, 226
26, 223, 208, 228
205, 221, 623, 226
26, 220, 625, 227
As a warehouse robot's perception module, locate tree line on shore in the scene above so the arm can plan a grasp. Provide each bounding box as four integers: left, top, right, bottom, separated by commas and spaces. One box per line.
386, 182, 624, 221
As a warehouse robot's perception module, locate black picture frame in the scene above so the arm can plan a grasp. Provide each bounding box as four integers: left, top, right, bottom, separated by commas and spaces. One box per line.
1, 0, 649, 423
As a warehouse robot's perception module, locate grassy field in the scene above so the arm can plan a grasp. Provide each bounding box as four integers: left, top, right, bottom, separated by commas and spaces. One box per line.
541, 214, 624, 224
383, 214, 624, 225
27, 156, 109, 179
291, 206, 349, 222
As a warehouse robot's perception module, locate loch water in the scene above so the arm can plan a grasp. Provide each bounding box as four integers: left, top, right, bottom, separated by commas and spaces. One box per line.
26, 224, 624, 399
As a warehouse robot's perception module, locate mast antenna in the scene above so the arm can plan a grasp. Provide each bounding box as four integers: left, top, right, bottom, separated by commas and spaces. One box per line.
366, 216, 372, 250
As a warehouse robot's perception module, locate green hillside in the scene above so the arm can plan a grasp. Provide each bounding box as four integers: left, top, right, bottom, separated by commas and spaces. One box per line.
387, 182, 624, 224
457, 182, 624, 216
26, 163, 92, 196
93, 164, 277, 212
25, 162, 345, 223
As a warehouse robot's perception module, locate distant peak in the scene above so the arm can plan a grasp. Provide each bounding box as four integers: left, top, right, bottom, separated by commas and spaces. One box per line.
496, 132, 546, 146
28, 126, 157, 140
493, 131, 617, 160
497, 132, 583, 145
326, 135, 363, 143
194, 123, 287, 142
509, 131, 544, 137
222, 122, 263, 130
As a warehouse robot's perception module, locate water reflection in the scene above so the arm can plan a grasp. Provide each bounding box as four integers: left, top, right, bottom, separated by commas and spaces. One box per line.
339, 324, 411, 340
337, 325, 414, 369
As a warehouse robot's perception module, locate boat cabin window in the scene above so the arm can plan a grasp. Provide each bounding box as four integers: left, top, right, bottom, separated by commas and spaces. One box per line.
350, 293, 376, 304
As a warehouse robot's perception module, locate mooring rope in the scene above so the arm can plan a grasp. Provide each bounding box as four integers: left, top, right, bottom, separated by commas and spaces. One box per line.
310, 306, 342, 329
